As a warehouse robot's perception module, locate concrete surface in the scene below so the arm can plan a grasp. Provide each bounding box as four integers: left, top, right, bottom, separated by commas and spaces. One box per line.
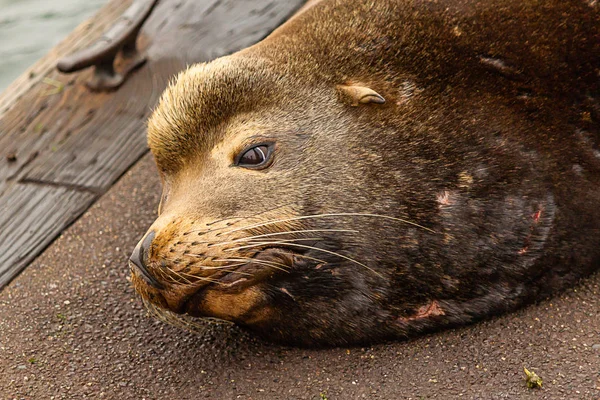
1, 154, 599, 399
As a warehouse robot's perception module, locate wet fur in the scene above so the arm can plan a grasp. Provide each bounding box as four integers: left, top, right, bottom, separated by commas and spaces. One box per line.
134, 0, 600, 346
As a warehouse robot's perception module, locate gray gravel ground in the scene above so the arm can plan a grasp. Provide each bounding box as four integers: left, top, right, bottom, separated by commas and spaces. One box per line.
1, 154, 599, 399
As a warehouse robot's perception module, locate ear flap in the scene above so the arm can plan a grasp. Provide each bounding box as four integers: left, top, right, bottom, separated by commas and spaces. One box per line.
337, 85, 386, 107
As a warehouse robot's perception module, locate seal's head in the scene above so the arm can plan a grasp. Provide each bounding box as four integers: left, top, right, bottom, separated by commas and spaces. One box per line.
130, 54, 413, 345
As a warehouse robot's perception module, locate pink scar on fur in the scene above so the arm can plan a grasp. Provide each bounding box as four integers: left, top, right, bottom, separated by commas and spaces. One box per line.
436, 190, 454, 208
398, 300, 445, 323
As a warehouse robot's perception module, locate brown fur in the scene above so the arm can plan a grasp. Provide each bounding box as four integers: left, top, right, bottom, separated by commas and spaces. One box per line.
132, 0, 600, 346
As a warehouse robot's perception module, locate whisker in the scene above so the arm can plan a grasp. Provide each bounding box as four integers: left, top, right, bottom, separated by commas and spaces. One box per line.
217, 212, 435, 237
171, 268, 220, 280
245, 237, 323, 244
154, 267, 181, 284
226, 241, 383, 278
218, 252, 327, 266
186, 250, 326, 266
215, 257, 290, 269
292, 253, 327, 264
207, 229, 359, 248
208, 269, 255, 277
164, 267, 194, 284
194, 262, 248, 270
162, 266, 226, 286
214, 257, 291, 273
184, 253, 291, 273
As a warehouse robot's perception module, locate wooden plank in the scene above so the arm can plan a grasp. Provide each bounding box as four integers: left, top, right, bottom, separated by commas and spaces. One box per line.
15, 58, 182, 191
0, 0, 135, 197
0, 184, 95, 288
21, 0, 306, 189
0, 0, 306, 287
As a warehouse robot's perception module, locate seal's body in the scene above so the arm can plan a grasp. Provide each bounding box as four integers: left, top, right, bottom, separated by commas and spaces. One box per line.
131, 0, 600, 346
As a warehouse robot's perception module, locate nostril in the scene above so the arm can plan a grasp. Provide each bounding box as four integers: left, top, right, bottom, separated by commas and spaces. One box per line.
129, 231, 163, 289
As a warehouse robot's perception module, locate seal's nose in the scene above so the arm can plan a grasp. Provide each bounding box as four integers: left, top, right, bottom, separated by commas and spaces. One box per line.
129, 231, 163, 289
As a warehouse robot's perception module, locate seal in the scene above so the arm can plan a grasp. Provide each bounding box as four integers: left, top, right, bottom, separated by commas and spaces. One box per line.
130, 0, 600, 346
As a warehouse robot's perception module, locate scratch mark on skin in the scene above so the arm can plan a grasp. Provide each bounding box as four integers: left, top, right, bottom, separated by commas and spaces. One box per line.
518, 209, 543, 255
532, 210, 542, 224
478, 56, 518, 76
397, 300, 445, 323
436, 190, 454, 208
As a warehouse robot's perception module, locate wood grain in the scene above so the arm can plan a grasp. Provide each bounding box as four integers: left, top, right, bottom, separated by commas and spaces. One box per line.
0, 184, 95, 288
0, 0, 306, 287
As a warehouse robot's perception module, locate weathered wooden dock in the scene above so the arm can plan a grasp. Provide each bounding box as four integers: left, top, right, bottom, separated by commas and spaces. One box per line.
0, 0, 306, 288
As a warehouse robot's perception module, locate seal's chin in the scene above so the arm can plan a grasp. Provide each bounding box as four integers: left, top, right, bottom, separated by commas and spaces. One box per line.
133, 247, 295, 324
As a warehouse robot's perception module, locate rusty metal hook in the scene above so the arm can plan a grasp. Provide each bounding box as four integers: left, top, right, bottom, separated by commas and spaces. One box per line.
57, 0, 160, 91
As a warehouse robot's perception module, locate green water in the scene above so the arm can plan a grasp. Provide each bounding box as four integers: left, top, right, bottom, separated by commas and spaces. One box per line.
0, 0, 106, 93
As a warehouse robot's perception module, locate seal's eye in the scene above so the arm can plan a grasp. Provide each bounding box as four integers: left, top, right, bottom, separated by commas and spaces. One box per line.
235, 144, 273, 169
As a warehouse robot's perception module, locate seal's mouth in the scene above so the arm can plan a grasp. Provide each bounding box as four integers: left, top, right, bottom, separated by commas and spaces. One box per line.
154, 246, 297, 317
